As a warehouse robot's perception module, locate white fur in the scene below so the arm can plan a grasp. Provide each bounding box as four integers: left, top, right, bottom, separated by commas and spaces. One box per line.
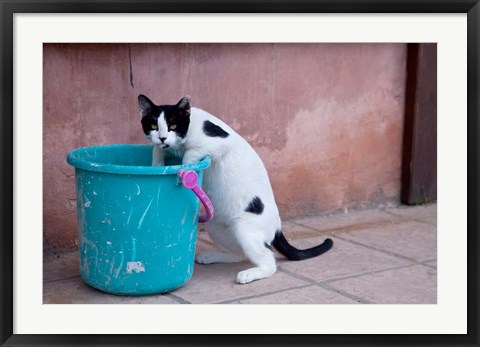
148, 106, 282, 284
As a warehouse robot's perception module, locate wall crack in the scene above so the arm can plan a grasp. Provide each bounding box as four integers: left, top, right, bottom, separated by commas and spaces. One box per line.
128, 45, 134, 88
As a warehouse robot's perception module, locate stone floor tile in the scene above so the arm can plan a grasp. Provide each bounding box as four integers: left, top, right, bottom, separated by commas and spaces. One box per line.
229, 285, 360, 304
334, 220, 436, 262
326, 264, 437, 304
278, 236, 411, 282
424, 259, 437, 268
44, 251, 80, 283
385, 203, 437, 219
198, 221, 323, 242
43, 206, 438, 305
292, 209, 403, 235
281, 220, 328, 240
416, 215, 437, 226
43, 277, 179, 304
171, 262, 308, 304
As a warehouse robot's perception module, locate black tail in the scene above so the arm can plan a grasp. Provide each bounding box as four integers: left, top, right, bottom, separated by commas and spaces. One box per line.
271, 230, 333, 261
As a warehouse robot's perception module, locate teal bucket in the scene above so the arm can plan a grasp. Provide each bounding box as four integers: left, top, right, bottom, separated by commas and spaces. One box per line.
67, 144, 212, 295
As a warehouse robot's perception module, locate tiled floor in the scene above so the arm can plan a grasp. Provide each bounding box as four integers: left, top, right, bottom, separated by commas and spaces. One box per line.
43, 203, 437, 304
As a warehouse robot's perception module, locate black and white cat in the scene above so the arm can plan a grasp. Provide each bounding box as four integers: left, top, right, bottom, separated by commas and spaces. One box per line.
139, 95, 333, 284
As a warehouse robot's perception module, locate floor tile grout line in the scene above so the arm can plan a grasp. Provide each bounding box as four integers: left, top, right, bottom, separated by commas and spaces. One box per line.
44, 275, 81, 284
288, 207, 435, 235
289, 224, 325, 236
409, 218, 437, 227
316, 282, 371, 304
213, 268, 330, 303
277, 268, 321, 285
289, 216, 436, 244
319, 262, 432, 285
383, 210, 437, 228
325, 234, 422, 264
166, 293, 192, 304
214, 283, 315, 304
278, 268, 370, 304
281, 262, 416, 287
287, 221, 331, 235
382, 209, 436, 221
418, 258, 437, 269
289, 214, 437, 265
418, 257, 437, 263
288, 209, 409, 230
281, 269, 371, 304
290, 220, 411, 242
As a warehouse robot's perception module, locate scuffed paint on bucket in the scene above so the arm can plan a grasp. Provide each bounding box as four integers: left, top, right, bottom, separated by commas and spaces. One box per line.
67, 144, 211, 295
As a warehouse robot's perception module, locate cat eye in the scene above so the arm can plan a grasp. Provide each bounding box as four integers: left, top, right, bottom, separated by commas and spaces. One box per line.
151, 125, 157, 130
170, 124, 177, 130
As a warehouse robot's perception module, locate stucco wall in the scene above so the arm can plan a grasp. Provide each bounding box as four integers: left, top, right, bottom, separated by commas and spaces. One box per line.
43, 43, 407, 251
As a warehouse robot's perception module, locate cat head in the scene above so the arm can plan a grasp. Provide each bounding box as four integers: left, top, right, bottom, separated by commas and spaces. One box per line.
138, 95, 191, 149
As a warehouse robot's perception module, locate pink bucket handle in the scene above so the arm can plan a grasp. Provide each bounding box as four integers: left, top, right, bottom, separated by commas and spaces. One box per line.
178, 169, 214, 223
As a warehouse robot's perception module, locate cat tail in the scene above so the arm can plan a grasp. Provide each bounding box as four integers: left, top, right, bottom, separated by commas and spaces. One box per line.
271, 230, 333, 261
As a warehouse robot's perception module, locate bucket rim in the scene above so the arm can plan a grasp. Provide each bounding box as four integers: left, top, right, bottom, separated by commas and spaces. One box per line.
67, 144, 211, 175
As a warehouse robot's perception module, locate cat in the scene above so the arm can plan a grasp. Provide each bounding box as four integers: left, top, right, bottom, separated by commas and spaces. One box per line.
139, 94, 333, 284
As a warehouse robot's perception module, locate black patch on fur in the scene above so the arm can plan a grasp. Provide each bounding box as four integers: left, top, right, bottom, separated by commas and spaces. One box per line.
203, 120, 229, 138
272, 229, 333, 261
264, 242, 272, 250
245, 196, 264, 214
163, 105, 190, 138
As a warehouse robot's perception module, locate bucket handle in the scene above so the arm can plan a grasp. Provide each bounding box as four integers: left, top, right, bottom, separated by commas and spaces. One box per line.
178, 169, 214, 223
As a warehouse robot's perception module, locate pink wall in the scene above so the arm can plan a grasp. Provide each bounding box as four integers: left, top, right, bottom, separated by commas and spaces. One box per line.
43, 43, 407, 251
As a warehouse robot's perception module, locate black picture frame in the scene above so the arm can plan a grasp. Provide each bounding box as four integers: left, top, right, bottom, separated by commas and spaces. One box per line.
1, 1, 478, 346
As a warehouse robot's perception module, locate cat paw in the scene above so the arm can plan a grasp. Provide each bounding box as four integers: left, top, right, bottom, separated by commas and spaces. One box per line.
195, 252, 217, 264
236, 267, 274, 284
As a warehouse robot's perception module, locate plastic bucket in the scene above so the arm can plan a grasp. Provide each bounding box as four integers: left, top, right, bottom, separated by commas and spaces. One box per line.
67, 144, 212, 295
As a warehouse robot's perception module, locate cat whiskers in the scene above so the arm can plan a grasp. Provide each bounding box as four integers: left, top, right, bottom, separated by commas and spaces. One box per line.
168, 144, 183, 159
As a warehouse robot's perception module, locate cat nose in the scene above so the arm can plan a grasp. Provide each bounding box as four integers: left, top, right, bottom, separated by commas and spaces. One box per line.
159, 137, 167, 143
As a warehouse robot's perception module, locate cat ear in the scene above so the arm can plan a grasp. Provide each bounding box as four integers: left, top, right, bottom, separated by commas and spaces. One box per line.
176, 96, 191, 117
138, 94, 154, 117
